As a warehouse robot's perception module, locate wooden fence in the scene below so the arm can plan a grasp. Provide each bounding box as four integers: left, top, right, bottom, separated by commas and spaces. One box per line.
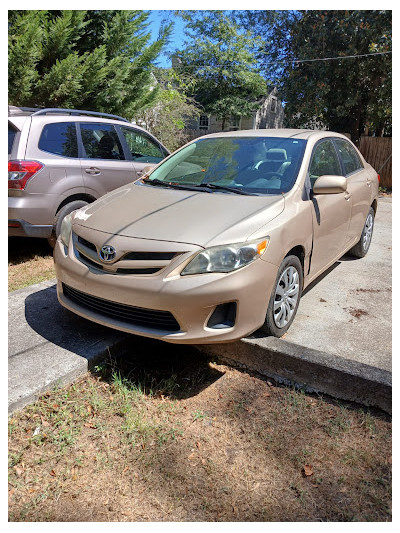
358, 136, 392, 188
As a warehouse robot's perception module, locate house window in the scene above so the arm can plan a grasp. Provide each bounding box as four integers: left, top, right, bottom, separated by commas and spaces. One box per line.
230, 116, 241, 131
270, 96, 277, 113
199, 115, 209, 130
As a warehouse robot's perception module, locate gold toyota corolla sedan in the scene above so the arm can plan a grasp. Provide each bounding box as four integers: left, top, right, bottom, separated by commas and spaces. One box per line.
54, 129, 379, 343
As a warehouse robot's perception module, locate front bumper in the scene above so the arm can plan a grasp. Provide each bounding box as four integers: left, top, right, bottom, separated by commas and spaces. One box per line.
54, 234, 279, 344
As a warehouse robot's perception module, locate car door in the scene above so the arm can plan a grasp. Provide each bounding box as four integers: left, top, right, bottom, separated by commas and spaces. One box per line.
119, 126, 168, 178
308, 139, 352, 279
333, 138, 371, 246
79, 122, 137, 197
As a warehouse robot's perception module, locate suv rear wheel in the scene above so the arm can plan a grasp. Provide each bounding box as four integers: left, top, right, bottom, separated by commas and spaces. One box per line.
47, 200, 89, 247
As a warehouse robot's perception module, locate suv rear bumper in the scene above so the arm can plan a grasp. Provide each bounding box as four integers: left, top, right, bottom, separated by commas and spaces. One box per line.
8, 219, 53, 238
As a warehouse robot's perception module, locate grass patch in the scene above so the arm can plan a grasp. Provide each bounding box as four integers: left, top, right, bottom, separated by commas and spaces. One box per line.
8, 354, 392, 522
8, 237, 55, 291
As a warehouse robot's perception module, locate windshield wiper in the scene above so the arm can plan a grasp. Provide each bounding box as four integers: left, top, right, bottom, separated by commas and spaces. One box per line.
197, 183, 258, 196
142, 179, 212, 193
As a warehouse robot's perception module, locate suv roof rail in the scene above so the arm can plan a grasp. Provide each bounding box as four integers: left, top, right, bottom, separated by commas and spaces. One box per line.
30, 108, 130, 123
8, 105, 42, 116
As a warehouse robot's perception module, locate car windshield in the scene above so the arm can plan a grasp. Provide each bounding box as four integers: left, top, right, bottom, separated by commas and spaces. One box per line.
144, 137, 307, 195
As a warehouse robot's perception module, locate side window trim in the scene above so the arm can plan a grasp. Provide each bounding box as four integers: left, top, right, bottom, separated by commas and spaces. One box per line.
76, 122, 85, 158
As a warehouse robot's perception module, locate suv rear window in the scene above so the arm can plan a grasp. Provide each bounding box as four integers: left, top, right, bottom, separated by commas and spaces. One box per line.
39, 122, 78, 157
8, 124, 17, 155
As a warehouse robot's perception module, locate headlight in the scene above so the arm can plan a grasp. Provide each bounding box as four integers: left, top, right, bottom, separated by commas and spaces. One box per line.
181, 238, 269, 275
59, 212, 74, 248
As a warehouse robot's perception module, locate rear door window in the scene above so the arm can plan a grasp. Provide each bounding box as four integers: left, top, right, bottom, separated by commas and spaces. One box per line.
80, 123, 125, 160
120, 127, 166, 163
334, 138, 363, 176
38, 122, 78, 157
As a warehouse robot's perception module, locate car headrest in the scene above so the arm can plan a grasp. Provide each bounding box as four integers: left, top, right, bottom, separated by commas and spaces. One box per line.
266, 148, 287, 162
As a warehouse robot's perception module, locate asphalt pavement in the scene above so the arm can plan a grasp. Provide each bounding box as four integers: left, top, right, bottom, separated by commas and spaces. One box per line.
8, 198, 392, 414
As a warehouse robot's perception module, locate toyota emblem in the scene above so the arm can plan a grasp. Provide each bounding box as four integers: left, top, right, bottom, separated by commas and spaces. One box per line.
99, 245, 116, 262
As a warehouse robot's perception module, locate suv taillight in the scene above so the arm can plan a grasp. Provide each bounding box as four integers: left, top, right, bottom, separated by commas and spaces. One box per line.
8, 160, 44, 190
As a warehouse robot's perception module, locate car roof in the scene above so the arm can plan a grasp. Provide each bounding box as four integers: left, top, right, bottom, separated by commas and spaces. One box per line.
200, 129, 349, 141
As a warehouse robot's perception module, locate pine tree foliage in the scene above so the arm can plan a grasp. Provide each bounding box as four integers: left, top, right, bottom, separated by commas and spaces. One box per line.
8, 10, 171, 119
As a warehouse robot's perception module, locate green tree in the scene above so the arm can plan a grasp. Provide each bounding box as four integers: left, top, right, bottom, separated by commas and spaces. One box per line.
174, 11, 267, 130
135, 69, 200, 151
244, 10, 392, 141
8, 10, 171, 119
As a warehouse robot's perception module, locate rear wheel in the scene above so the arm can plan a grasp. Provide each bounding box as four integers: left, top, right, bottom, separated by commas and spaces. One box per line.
259, 255, 303, 337
347, 207, 374, 258
47, 200, 89, 248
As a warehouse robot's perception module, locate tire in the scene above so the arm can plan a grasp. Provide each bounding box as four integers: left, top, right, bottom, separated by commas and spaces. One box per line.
347, 207, 374, 259
259, 255, 303, 338
47, 200, 89, 248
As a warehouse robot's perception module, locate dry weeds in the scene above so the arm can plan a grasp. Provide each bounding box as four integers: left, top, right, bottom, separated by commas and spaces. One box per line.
8, 237, 55, 292
8, 350, 391, 522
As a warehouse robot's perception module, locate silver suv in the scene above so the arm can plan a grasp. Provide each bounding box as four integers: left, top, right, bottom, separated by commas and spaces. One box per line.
8, 107, 169, 245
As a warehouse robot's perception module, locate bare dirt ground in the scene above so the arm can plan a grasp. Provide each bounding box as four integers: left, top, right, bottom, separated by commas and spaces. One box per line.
8, 347, 392, 522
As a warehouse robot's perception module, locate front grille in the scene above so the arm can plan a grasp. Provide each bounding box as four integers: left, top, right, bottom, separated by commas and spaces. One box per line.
62, 283, 180, 332
73, 232, 181, 275
78, 235, 97, 252
123, 251, 177, 261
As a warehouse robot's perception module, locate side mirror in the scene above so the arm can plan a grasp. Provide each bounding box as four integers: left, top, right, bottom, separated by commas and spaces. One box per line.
142, 165, 154, 175
313, 175, 347, 194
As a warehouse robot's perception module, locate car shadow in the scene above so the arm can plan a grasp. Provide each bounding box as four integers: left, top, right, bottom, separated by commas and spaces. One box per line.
9, 237, 53, 265
23, 284, 224, 399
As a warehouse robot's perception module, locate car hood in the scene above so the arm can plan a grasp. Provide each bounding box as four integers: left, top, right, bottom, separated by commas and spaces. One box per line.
73, 182, 285, 248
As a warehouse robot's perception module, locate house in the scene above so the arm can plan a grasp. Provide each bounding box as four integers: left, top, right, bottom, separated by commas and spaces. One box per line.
184, 88, 284, 140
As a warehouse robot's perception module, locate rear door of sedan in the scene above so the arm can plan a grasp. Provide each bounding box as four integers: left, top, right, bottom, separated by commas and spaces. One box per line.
333, 138, 371, 246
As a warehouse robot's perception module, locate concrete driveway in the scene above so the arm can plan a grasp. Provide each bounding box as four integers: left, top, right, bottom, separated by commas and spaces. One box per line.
277, 197, 392, 371
8, 198, 392, 414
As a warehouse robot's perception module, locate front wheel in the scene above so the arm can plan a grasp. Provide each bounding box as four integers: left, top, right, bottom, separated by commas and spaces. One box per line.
347, 207, 375, 258
47, 200, 89, 248
258, 255, 303, 338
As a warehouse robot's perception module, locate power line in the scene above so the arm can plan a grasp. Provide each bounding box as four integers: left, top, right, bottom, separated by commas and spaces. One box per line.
291, 51, 392, 64
168, 51, 392, 69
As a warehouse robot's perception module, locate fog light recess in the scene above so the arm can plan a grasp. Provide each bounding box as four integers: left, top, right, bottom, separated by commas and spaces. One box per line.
207, 302, 237, 329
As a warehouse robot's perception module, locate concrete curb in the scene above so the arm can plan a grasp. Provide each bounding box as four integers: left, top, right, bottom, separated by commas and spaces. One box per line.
196, 336, 392, 414
9, 279, 391, 415
8, 280, 130, 414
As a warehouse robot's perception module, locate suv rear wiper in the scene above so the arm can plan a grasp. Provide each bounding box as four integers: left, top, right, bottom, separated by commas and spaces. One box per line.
197, 183, 258, 196
142, 179, 212, 193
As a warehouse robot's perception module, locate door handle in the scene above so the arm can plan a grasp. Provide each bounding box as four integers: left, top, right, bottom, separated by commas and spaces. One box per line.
366, 179, 372, 187
344, 192, 352, 200
85, 167, 101, 175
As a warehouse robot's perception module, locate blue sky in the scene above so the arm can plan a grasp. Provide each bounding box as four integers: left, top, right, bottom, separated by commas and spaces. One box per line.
147, 10, 187, 68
